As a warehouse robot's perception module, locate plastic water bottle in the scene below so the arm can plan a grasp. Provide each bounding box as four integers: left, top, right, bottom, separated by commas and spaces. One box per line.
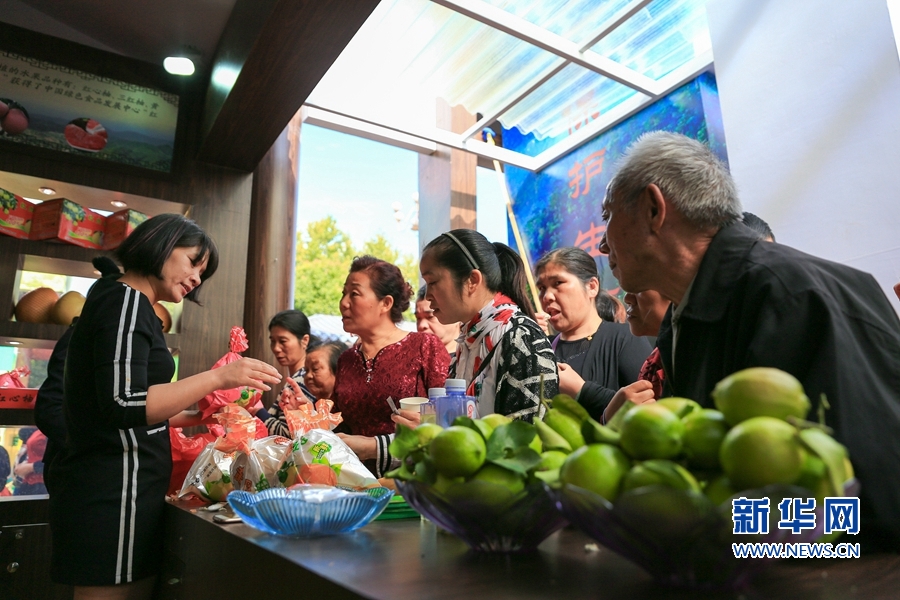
437, 379, 478, 426
420, 388, 444, 424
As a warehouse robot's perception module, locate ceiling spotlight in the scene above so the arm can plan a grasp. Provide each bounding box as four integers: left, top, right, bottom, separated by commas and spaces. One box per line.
7, 341, 22, 346
38, 186, 56, 195
111, 200, 127, 208
164, 56, 195, 76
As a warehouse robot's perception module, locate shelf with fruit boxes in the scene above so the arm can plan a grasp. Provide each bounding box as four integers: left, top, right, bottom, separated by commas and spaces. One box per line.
0, 235, 181, 346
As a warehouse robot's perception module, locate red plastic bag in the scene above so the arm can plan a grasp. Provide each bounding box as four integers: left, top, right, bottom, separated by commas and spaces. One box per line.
168, 428, 216, 496
0, 367, 29, 388
197, 327, 264, 420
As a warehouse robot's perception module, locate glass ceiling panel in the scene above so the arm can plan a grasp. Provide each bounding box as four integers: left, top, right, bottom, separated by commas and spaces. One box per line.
307, 0, 713, 165
589, 0, 712, 81
481, 0, 638, 47
307, 0, 562, 137
497, 63, 642, 157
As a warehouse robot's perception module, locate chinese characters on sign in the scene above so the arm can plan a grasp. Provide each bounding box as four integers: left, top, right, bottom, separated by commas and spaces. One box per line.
732, 496, 860, 535
0, 51, 178, 172
567, 149, 606, 199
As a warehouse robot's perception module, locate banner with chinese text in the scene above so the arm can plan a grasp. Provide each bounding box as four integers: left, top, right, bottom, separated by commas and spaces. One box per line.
0, 51, 178, 172
503, 73, 727, 296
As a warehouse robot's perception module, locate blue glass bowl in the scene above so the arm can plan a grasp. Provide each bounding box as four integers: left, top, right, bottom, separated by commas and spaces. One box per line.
396, 479, 567, 553
552, 480, 860, 590
228, 485, 393, 538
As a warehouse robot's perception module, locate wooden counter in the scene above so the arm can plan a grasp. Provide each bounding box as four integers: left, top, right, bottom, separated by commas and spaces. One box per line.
160, 501, 900, 600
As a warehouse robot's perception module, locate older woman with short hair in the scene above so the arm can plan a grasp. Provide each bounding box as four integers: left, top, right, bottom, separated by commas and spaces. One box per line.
334, 256, 450, 477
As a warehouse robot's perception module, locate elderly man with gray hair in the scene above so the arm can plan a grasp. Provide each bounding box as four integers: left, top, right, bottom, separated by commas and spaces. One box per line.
598, 131, 900, 551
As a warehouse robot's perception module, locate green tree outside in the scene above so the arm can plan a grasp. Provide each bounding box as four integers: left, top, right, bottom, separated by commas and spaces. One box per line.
294, 217, 419, 319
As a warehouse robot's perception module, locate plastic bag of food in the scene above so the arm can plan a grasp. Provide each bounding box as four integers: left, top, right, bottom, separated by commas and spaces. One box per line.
178, 443, 236, 502
197, 327, 265, 420
231, 435, 300, 493
168, 428, 216, 496
206, 404, 267, 447
0, 366, 29, 388
177, 406, 258, 501
284, 399, 343, 435
292, 429, 379, 490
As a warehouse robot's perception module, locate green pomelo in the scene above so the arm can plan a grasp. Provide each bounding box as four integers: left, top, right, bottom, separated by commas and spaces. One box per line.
544, 409, 585, 450
537, 450, 568, 471
416, 423, 444, 446
682, 409, 729, 470
559, 444, 630, 503
657, 397, 701, 419
429, 426, 487, 478
619, 403, 684, 460
704, 475, 736, 506
712, 367, 810, 425
621, 459, 701, 494
719, 416, 805, 490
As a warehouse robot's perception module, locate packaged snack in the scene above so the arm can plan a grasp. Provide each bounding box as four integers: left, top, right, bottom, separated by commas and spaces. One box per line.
292, 429, 379, 490
168, 428, 217, 496
231, 435, 300, 493
284, 399, 343, 435
198, 327, 267, 438
178, 444, 236, 502
178, 406, 257, 502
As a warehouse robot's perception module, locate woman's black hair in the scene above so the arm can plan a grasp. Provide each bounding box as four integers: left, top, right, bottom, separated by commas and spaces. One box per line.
535, 247, 605, 318
422, 229, 536, 320
595, 290, 618, 322
114, 213, 219, 304
416, 284, 428, 303
348, 256, 413, 324
0, 445, 9, 486
308, 341, 347, 375
268, 310, 317, 346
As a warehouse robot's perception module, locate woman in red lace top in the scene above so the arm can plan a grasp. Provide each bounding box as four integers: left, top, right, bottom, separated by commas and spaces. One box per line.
334, 256, 450, 477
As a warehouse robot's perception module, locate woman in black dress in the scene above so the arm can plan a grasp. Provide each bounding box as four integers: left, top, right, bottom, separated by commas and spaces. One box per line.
48, 214, 281, 599
535, 247, 654, 422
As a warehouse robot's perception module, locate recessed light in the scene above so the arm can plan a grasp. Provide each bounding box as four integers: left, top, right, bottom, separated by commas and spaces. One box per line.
38, 186, 56, 195
164, 56, 195, 76
111, 200, 127, 208
8, 341, 22, 346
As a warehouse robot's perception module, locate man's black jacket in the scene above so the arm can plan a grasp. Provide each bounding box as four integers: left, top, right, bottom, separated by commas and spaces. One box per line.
658, 223, 900, 550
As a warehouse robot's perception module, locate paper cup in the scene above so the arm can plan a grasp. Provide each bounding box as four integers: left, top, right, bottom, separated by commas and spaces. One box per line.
399, 397, 429, 411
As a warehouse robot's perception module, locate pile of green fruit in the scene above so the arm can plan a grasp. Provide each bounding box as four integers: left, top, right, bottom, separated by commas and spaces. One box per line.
545, 367, 854, 509
387, 413, 546, 513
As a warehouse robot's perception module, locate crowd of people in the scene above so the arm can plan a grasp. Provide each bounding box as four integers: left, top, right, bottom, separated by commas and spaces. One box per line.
15, 129, 899, 599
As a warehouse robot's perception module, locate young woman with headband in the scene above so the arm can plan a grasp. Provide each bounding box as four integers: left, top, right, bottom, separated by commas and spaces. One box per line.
420, 229, 558, 421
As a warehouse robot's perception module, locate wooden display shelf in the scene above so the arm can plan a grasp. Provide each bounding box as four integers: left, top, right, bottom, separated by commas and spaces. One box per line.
0, 320, 179, 350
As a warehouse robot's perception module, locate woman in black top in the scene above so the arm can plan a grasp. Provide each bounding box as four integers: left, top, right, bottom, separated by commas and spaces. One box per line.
48, 214, 281, 599
535, 247, 654, 422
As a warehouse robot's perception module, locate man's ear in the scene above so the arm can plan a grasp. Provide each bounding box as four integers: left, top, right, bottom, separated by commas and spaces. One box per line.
645, 184, 667, 234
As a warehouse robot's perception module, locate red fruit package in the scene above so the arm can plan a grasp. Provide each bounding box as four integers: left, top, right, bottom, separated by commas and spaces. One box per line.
197, 327, 265, 430
0, 367, 29, 388
168, 428, 216, 496
284, 399, 343, 436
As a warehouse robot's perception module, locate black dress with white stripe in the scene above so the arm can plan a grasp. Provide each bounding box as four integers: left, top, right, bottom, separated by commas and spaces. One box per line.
49, 276, 174, 586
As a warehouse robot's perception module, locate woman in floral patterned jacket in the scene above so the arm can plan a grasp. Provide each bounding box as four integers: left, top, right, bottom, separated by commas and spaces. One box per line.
420, 229, 558, 421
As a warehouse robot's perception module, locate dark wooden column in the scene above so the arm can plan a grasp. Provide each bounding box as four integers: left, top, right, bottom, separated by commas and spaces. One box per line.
242, 112, 301, 404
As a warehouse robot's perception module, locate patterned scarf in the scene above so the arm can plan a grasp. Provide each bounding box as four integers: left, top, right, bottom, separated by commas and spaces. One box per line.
450, 293, 519, 414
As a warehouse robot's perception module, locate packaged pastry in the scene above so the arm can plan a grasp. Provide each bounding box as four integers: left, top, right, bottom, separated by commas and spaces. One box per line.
284, 399, 343, 435
197, 327, 265, 422
291, 429, 379, 490
230, 435, 300, 493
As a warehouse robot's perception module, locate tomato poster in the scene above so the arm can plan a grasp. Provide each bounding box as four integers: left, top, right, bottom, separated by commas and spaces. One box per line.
0, 51, 178, 172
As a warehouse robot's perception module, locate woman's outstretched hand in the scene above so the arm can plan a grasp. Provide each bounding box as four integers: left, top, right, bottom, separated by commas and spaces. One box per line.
215, 358, 282, 391
280, 377, 312, 411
